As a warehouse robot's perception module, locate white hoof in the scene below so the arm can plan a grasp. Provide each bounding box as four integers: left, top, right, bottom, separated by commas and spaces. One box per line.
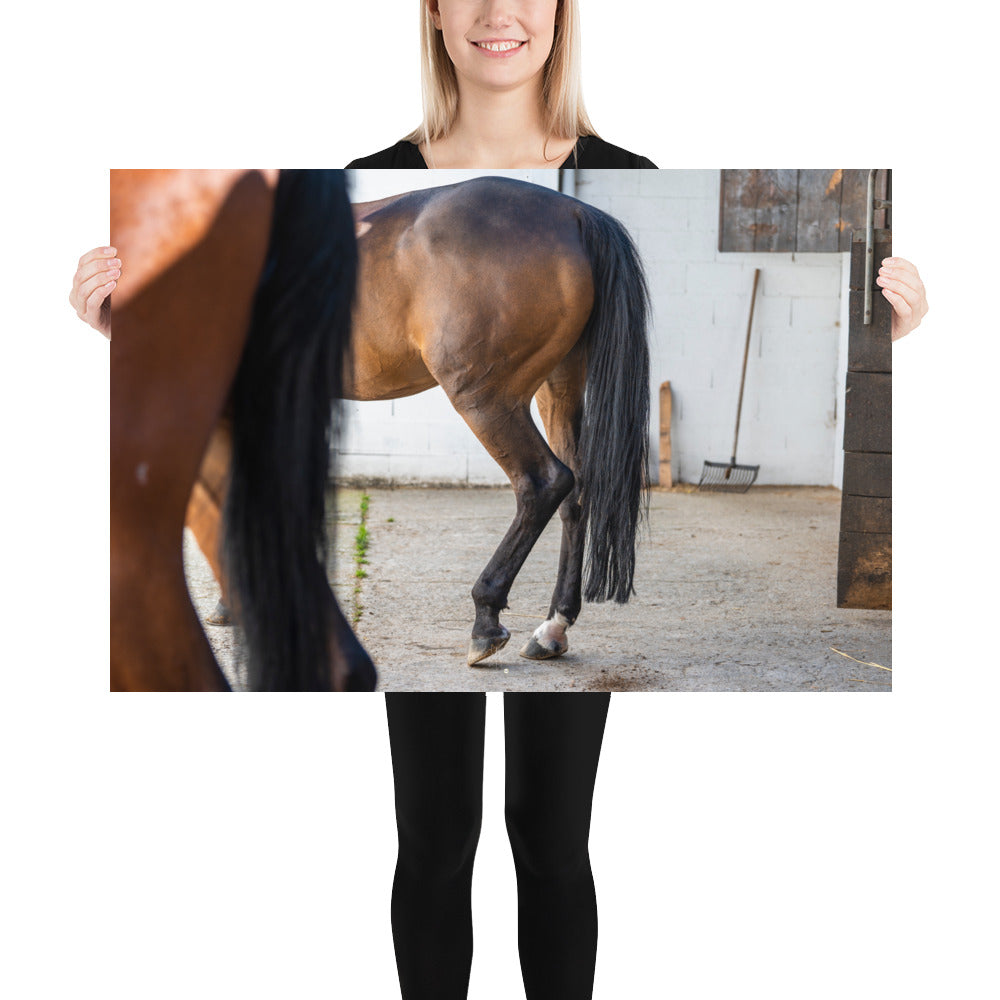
519, 614, 570, 660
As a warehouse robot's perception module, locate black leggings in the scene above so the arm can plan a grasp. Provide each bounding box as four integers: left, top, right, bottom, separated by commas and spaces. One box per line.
386, 692, 610, 1000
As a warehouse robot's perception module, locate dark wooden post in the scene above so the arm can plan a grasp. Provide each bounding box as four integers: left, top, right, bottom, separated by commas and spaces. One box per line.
837, 178, 892, 609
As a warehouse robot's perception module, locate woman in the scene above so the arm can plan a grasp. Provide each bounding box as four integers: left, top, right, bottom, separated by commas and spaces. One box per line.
348, 0, 656, 169
75, 11, 928, 1000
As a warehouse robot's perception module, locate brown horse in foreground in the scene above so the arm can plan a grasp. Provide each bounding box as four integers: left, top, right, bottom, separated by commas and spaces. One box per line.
111, 169, 375, 691
191, 176, 651, 667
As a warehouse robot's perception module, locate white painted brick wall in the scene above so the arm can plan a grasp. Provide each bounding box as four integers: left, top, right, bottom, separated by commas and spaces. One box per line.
577, 170, 846, 486
338, 169, 849, 487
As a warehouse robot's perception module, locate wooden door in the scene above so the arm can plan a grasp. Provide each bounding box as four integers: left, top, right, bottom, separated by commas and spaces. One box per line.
837, 171, 891, 609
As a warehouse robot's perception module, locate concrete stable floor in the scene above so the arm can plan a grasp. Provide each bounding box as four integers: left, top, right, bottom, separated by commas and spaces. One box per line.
186, 485, 891, 693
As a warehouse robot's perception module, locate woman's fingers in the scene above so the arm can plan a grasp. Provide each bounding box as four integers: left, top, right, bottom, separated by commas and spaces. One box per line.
76, 254, 121, 285
77, 245, 116, 268
83, 275, 116, 323
881, 256, 920, 280
84, 284, 113, 338
879, 286, 911, 322
73, 247, 120, 298
77, 267, 119, 305
70, 246, 119, 335
877, 256, 928, 341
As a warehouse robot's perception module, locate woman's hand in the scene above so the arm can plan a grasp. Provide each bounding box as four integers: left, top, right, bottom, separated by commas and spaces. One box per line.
69, 246, 120, 339
876, 257, 928, 341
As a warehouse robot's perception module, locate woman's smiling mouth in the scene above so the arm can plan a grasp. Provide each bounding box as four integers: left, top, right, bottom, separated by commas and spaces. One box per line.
471, 38, 528, 55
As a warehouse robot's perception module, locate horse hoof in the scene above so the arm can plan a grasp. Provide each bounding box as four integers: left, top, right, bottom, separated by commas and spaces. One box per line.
519, 635, 568, 660
467, 628, 510, 666
205, 599, 232, 627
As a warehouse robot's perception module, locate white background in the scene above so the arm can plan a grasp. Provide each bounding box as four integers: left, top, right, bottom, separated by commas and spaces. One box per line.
2, 2, 998, 998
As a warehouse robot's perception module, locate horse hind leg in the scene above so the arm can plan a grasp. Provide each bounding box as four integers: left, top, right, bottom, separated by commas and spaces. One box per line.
185, 416, 374, 689
185, 417, 234, 627
445, 398, 575, 666
520, 370, 586, 661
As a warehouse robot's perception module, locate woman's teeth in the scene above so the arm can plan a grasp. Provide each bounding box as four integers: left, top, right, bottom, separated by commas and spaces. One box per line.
474, 40, 525, 52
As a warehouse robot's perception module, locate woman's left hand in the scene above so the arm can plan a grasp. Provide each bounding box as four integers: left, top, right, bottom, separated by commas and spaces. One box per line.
876, 257, 928, 341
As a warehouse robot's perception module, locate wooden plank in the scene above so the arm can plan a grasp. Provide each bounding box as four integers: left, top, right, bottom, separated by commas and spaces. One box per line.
752, 169, 797, 252
839, 495, 891, 535
719, 170, 756, 252
658, 381, 673, 488
795, 169, 842, 252
843, 372, 892, 454
847, 230, 893, 373
838, 169, 870, 251
720, 169, 884, 253
842, 452, 892, 497
873, 169, 889, 229
837, 532, 892, 610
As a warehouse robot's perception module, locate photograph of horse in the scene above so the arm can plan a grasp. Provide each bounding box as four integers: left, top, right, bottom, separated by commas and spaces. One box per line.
185, 175, 651, 680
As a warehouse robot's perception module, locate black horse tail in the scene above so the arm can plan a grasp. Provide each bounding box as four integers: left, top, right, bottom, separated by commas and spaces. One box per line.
223, 169, 361, 691
576, 205, 651, 604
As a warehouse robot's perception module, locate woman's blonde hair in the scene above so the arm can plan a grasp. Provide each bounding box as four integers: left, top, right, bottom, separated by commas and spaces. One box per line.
403, 0, 598, 147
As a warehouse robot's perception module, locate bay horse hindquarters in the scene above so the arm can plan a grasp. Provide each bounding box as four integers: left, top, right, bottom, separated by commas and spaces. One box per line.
354, 178, 650, 664
110, 169, 375, 691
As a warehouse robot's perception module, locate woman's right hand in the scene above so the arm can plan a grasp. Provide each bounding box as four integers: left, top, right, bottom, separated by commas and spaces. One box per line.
69, 246, 120, 339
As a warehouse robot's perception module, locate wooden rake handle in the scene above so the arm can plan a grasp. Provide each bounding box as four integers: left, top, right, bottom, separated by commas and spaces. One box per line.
731, 268, 761, 462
